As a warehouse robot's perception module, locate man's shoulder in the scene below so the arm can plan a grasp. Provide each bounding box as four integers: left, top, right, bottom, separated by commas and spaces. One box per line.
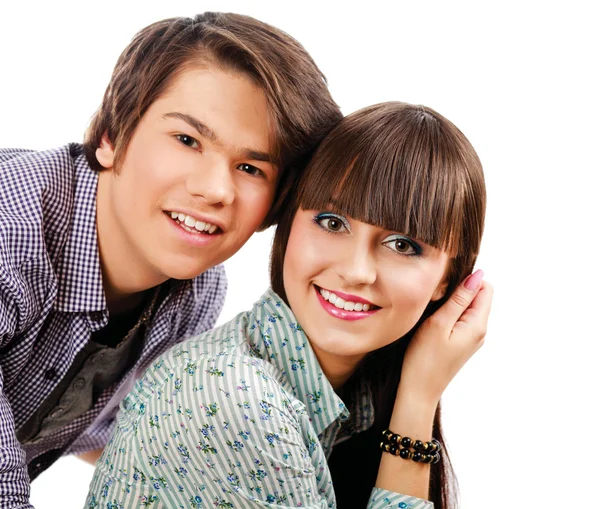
0, 144, 86, 314
0, 144, 80, 174
172, 265, 228, 336
0, 147, 36, 165
0, 144, 84, 212
190, 263, 227, 299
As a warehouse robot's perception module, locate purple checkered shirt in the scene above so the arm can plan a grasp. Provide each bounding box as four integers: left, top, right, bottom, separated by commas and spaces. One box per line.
0, 144, 227, 508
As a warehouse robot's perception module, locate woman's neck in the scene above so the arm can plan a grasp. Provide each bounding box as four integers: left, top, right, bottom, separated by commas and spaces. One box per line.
309, 342, 364, 391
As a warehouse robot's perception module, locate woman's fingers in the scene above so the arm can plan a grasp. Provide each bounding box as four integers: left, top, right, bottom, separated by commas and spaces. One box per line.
455, 280, 494, 339
429, 270, 484, 332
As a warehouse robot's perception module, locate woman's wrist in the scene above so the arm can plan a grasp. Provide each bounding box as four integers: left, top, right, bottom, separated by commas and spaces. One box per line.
394, 388, 439, 418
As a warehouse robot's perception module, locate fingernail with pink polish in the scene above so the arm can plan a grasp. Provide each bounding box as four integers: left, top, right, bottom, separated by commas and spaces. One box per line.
464, 269, 484, 291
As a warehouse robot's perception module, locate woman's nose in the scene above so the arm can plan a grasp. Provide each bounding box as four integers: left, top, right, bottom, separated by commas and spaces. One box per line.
337, 245, 377, 287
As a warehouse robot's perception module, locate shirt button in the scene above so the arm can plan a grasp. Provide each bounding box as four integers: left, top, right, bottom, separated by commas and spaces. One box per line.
49, 407, 64, 419
90, 311, 103, 321
90, 353, 103, 365
44, 368, 58, 380
73, 378, 86, 390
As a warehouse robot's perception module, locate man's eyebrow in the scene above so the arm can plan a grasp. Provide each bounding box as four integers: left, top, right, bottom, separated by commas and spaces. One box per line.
244, 149, 274, 164
163, 111, 275, 164
163, 112, 218, 144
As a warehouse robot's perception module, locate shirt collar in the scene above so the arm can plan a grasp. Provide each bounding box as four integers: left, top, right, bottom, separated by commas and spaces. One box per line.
246, 289, 351, 437
53, 144, 106, 314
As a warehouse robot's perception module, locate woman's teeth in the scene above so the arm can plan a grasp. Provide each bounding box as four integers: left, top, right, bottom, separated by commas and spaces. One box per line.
170, 212, 218, 234
319, 288, 372, 312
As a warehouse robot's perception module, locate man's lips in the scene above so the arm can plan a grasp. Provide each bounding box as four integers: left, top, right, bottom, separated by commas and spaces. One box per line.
165, 210, 224, 235
164, 208, 226, 234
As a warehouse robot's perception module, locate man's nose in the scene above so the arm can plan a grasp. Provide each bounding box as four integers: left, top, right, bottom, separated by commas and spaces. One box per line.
186, 157, 235, 206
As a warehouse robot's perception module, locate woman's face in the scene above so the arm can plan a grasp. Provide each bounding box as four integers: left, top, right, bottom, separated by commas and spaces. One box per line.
283, 208, 450, 374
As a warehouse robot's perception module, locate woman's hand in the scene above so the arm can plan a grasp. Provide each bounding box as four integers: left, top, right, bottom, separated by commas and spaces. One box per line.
397, 270, 494, 407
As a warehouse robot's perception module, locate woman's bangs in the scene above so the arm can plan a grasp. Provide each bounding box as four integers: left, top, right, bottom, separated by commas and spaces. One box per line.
296, 122, 463, 258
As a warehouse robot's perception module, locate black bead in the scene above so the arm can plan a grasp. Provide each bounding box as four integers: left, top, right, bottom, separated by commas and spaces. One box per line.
412, 452, 423, 462
414, 440, 424, 452
399, 447, 412, 460
400, 436, 413, 448
422, 454, 433, 464
389, 445, 398, 455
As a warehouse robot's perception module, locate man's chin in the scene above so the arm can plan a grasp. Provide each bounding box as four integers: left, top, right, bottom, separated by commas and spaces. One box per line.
160, 261, 214, 282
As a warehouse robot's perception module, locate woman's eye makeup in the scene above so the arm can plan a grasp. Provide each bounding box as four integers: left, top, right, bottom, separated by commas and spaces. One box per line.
313, 212, 350, 233
382, 234, 423, 257
175, 134, 200, 149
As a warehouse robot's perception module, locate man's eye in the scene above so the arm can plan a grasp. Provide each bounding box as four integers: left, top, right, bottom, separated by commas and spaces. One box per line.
175, 134, 199, 149
237, 163, 265, 178
314, 213, 349, 233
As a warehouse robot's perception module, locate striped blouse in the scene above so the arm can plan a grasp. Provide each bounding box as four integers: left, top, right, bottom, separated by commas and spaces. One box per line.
85, 289, 432, 508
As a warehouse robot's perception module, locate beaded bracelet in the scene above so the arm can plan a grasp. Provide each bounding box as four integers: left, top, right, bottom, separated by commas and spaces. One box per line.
380, 429, 441, 464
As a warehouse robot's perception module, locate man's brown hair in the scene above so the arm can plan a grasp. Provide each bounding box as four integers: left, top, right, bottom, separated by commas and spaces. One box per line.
83, 12, 342, 227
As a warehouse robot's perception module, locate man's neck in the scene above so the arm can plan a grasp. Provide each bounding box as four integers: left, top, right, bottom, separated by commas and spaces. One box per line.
104, 286, 150, 316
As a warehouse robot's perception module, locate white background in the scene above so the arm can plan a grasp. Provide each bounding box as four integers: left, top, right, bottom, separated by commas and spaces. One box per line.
0, 0, 598, 507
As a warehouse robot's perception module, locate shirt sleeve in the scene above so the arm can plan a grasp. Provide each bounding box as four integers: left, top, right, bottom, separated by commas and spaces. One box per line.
86, 355, 331, 508
368, 487, 434, 508
0, 273, 34, 508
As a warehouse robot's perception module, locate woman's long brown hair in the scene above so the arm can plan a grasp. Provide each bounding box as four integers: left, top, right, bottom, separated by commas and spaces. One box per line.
270, 102, 486, 508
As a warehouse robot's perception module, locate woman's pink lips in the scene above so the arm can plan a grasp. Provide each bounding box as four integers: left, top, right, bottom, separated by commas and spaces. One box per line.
314, 286, 379, 321
317, 286, 375, 306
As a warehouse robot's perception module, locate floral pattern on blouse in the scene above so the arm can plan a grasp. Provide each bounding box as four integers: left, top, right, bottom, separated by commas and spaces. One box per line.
85, 289, 433, 508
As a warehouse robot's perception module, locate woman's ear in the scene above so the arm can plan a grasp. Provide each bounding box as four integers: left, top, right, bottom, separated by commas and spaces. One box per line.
95, 133, 116, 170
431, 279, 448, 302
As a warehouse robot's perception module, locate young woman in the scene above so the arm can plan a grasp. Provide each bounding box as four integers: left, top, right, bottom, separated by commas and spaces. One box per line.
85, 102, 492, 509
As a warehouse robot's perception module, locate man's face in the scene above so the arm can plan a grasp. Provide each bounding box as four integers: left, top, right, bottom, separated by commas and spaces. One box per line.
96, 65, 277, 287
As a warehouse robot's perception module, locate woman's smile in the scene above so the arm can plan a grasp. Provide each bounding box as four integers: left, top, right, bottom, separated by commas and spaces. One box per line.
314, 284, 380, 321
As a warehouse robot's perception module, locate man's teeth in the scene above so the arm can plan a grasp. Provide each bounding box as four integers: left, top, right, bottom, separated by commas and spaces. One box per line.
170, 212, 218, 234
319, 288, 372, 312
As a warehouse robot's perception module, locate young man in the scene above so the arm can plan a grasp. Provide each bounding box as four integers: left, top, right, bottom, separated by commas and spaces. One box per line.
0, 12, 341, 507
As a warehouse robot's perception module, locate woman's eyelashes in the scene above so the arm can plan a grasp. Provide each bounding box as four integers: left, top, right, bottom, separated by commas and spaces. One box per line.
313, 212, 423, 257
382, 234, 423, 257
313, 212, 351, 234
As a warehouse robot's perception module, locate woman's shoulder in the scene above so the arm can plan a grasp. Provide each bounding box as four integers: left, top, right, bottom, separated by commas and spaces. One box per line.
126, 312, 303, 410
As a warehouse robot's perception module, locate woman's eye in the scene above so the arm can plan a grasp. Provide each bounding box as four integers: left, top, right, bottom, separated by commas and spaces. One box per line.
237, 163, 265, 178
314, 213, 349, 233
383, 235, 422, 256
175, 134, 199, 149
